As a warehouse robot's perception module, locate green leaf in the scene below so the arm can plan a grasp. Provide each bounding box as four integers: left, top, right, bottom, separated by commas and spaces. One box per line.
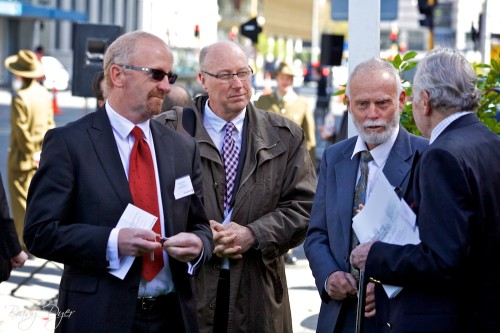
393, 54, 402, 69
402, 51, 418, 61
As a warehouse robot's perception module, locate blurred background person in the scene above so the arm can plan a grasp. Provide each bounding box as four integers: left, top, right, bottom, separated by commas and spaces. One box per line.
3, 49, 55, 249
161, 84, 193, 112
255, 61, 316, 164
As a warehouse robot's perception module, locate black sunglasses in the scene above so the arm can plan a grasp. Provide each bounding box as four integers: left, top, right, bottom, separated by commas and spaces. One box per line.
119, 65, 177, 84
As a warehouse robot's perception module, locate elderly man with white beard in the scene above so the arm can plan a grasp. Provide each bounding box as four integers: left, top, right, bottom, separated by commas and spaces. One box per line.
304, 57, 428, 333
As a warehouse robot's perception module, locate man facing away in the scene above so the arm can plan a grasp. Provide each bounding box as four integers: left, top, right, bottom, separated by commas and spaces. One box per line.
24, 31, 213, 333
304, 57, 428, 333
351, 48, 500, 333
156, 40, 317, 333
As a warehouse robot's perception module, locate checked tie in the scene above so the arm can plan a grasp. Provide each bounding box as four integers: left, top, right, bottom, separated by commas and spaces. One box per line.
129, 126, 163, 282
350, 150, 373, 280
222, 122, 239, 212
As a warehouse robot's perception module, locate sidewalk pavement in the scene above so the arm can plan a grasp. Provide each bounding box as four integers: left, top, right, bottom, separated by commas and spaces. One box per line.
1, 247, 319, 333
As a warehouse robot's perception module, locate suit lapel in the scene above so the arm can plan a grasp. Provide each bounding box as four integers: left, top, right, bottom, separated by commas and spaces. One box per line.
335, 142, 358, 253
383, 127, 413, 191
89, 110, 132, 210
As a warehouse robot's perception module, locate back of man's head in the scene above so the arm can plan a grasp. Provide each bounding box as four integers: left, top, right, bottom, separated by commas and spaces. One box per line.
413, 48, 479, 115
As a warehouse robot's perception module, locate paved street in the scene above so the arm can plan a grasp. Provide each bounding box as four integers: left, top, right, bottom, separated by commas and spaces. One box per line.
0, 88, 321, 332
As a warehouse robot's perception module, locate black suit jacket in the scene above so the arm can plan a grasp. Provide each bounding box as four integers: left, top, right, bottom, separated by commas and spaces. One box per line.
367, 114, 500, 333
24, 109, 213, 333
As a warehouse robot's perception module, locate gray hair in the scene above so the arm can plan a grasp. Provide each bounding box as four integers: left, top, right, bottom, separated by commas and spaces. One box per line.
413, 48, 479, 114
345, 57, 403, 97
103, 31, 166, 89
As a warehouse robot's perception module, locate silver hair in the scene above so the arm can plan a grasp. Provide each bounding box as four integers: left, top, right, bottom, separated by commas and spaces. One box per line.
345, 57, 403, 97
412, 48, 479, 114
103, 31, 167, 89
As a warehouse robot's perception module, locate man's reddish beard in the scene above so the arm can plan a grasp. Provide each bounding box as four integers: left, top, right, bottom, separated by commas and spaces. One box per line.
146, 90, 166, 115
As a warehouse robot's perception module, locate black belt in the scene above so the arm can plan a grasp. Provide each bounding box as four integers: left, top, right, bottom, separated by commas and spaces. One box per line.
136, 293, 176, 313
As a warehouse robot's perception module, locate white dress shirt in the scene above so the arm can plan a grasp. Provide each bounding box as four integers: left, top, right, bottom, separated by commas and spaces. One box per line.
104, 104, 174, 297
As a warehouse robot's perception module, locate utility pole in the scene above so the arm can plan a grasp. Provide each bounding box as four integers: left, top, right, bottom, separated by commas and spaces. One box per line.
347, 0, 381, 138
428, 0, 435, 50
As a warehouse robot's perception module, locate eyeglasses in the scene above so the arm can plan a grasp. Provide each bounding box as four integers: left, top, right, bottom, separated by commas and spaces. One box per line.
202, 67, 253, 83
119, 65, 177, 84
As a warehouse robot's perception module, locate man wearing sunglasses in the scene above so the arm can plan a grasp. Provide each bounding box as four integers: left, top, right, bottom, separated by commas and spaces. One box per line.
156, 40, 317, 333
24, 31, 213, 333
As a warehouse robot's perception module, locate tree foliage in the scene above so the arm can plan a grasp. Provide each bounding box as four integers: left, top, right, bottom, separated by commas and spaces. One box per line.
391, 52, 500, 135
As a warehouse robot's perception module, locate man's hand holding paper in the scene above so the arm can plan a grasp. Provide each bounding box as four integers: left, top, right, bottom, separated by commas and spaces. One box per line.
350, 173, 420, 298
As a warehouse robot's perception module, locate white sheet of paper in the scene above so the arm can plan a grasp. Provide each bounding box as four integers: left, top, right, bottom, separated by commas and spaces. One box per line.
352, 173, 420, 298
174, 175, 195, 200
108, 204, 158, 280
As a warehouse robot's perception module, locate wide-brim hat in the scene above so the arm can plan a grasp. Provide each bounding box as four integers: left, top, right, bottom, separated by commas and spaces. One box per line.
4, 50, 45, 78
274, 62, 295, 77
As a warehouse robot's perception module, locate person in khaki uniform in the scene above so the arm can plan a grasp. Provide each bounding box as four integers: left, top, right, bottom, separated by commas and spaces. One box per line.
4, 50, 55, 247
255, 62, 316, 161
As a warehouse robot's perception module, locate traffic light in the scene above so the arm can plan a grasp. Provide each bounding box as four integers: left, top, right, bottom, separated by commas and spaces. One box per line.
240, 17, 262, 44
418, 0, 437, 28
194, 24, 200, 38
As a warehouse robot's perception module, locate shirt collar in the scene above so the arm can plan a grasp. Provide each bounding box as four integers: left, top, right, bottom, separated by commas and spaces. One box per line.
429, 111, 472, 144
105, 103, 152, 141
204, 99, 246, 134
352, 125, 400, 167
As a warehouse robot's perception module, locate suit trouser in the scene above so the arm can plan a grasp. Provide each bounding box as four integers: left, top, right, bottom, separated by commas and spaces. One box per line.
214, 269, 230, 332
133, 293, 185, 332
334, 297, 376, 333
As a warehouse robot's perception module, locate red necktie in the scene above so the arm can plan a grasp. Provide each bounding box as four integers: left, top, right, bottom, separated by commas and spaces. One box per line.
129, 126, 163, 281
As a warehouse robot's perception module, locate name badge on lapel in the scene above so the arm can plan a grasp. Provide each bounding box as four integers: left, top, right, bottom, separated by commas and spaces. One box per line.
174, 175, 195, 199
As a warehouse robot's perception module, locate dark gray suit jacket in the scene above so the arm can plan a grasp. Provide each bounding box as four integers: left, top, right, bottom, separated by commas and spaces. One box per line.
24, 109, 213, 333
304, 126, 428, 333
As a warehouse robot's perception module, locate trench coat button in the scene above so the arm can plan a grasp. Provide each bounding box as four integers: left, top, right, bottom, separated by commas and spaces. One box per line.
213, 264, 221, 270
129, 286, 138, 292
386, 322, 392, 329
209, 304, 216, 310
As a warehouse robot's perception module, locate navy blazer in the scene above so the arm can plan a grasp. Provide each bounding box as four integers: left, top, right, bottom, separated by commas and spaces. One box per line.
367, 114, 500, 333
24, 109, 213, 333
304, 126, 428, 333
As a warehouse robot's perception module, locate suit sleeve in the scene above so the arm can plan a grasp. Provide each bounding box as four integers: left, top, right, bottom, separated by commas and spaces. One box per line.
185, 141, 214, 275
24, 129, 112, 270
0, 173, 21, 260
366, 147, 473, 286
303, 151, 341, 302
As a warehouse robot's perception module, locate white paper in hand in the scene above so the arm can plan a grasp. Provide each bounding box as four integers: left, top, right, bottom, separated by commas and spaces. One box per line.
108, 204, 158, 280
352, 173, 420, 298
